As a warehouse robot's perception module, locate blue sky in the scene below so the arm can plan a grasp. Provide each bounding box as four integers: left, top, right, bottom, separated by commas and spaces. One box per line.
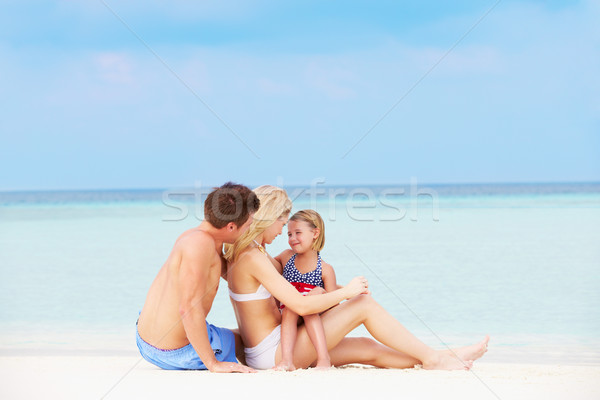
0, 0, 598, 190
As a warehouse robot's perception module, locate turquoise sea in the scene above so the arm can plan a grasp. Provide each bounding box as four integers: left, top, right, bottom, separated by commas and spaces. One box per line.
1, 183, 599, 364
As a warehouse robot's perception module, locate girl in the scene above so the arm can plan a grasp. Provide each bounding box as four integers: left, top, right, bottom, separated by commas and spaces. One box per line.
275, 210, 339, 371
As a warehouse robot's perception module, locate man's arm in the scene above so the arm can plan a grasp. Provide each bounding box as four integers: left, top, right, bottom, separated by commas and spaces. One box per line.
178, 237, 254, 373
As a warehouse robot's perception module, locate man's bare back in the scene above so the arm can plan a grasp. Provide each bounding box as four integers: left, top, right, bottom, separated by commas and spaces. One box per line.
137, 226, 222, 349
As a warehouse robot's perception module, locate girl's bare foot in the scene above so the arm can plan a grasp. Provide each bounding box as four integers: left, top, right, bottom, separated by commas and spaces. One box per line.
314, 358, 332, 370
273, 361, 296, 371
448, 335, 490, 362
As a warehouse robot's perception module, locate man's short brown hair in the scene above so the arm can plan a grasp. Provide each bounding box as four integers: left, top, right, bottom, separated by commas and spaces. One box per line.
204, 182, 260, 229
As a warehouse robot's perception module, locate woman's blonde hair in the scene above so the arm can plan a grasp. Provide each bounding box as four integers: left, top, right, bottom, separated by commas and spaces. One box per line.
289, 209, 325, 251
224, 185, 292, 262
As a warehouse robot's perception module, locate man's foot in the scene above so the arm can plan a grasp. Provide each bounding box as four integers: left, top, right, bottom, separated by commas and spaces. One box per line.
423, 353, 473, 371
449, 335, 490, 362
273, 361, 296, 371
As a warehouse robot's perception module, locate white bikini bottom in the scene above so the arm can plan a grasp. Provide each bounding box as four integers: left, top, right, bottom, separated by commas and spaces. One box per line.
244, 325, 281, 370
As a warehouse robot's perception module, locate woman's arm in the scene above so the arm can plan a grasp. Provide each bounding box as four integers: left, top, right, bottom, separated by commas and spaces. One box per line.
247, 252, 367, 316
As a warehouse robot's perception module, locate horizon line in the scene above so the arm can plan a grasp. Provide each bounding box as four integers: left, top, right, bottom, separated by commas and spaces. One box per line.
1, 180, 600, 194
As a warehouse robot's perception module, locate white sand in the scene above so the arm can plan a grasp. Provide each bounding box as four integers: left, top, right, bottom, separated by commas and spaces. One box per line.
1, 355, 599, 400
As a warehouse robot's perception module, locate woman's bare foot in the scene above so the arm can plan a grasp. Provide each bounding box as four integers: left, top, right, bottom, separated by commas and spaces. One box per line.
273, 361, 296, 371
423, 353, 473, 371
447, 335, 490, 362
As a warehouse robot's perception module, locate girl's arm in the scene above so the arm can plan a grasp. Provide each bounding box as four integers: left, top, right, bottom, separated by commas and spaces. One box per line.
247, 252, 367, 316
273, 249, 294, 274
267, 253, 283, 274
321, 262, 338, 293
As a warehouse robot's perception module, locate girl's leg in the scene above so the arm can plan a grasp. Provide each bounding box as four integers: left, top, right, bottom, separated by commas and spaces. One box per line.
274, 307, 299, 371
289, 294, 480, 370
304, 288, 331, 369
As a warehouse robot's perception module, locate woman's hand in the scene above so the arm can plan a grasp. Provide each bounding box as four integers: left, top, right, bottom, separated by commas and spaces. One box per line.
344, 276, 370, 299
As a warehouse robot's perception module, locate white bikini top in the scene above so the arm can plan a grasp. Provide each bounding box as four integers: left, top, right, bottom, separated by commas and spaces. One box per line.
228, 240, 273, 302
229, 284, 272, 302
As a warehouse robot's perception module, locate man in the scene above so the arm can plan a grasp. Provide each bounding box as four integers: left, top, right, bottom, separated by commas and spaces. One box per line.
136, 182, 259, 372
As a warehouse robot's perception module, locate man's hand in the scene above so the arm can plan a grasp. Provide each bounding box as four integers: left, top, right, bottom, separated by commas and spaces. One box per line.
208, 361, 256, 373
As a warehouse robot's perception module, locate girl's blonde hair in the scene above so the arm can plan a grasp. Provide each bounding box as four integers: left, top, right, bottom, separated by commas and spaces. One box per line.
289, 209, 325, 252
224, 185, 292, 262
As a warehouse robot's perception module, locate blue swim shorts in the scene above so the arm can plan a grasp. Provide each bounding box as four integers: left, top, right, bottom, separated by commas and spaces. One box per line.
136, 321, 237, 370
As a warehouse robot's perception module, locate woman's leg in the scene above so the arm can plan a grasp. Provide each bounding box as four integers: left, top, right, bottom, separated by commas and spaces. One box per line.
326, 336, 488, 369
327, 337, 420, 369
441, 336, 489, 362
287, 294, 481, 370
274, 307, 299, 371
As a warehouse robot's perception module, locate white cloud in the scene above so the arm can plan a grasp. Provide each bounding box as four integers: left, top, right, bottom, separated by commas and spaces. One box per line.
94, 52, 134, 85
304, 61, 358, 100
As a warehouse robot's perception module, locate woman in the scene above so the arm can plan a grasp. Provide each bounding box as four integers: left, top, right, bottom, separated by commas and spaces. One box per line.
225, 185, 489, 370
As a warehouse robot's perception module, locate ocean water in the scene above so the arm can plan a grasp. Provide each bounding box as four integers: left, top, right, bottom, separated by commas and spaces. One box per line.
1, 183, 599, 363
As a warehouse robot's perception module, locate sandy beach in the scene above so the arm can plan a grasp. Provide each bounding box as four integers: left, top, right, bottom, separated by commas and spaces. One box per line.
2, 354, 599, 400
